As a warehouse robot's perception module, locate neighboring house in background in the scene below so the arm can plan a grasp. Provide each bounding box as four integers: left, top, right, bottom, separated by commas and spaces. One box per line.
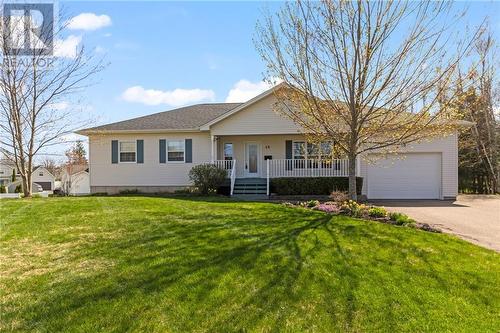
0, 160, 17, 186
77, 84, 462, 200
0, 160, 55, 193
31, 167, 55, 192
61, 165, 90, 195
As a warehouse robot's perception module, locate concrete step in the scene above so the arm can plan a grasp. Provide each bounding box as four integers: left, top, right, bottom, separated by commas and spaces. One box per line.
233, 189, 267, 194
233, 178, 268, 196
232, 194, 269, 200
233, 185, 267, 189
234, 178, 266, 185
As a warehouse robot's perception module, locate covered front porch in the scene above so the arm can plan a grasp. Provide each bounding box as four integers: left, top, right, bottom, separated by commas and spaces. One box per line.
209, 134, 359, 196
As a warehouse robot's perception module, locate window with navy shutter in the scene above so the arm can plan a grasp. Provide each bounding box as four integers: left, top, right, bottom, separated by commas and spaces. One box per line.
159, 139, 166, 163
111, 140, 118, 164
185, 139, 192, 163
136, 140, 144, 163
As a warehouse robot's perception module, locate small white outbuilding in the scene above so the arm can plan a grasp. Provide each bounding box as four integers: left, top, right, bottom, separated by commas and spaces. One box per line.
61, 166, 90, 195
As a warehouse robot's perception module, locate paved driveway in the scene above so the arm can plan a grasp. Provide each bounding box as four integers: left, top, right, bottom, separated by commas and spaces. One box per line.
371, 195, 500, 252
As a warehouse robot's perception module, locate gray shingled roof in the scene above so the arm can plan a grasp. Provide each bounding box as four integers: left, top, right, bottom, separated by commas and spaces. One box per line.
82, 103, 242, 132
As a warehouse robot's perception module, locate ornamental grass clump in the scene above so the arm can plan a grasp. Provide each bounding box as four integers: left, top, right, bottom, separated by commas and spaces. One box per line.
329, 191, 349, 204
368, 206, 387, 218
389, 212, 415, 226
340, 200, 367, 218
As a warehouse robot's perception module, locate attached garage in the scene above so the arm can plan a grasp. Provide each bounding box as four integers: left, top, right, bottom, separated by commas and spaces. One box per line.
366, 153, 442, 199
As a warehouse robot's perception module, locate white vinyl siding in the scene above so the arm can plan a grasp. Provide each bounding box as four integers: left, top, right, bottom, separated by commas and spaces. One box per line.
89, 132, 211, 187
210, 94, 302, 135
62, 171, 90, 195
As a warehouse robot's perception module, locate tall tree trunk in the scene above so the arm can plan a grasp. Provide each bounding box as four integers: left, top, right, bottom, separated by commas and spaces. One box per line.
22, 175, 31, 197
348, 152, 357, 201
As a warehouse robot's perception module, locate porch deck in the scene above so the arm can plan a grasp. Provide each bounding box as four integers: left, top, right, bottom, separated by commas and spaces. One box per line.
210, 159, 353, 196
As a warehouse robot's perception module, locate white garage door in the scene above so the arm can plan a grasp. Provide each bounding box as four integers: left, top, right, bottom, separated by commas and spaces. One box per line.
367, 153, 441, 199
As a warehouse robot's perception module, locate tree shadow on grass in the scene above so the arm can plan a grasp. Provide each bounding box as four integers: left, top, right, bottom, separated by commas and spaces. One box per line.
17, 200, 497, 332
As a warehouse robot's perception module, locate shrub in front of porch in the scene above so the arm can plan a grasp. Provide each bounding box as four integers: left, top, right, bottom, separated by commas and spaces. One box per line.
189, 164, 227, 195
270, 177, 363, 196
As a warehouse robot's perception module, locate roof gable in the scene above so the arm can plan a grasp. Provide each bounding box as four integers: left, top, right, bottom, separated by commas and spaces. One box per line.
200, 83, 287, 130
211, 96, 301, 135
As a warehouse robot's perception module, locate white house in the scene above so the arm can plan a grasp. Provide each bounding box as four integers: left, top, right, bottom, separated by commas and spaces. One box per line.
61, 165, 90, 195
78, 85, 461, 200
31, 167, 55, 192
0, 161, 55, 193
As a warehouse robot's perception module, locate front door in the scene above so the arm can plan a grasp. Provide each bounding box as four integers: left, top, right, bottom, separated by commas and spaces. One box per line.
245, 143, 260, 177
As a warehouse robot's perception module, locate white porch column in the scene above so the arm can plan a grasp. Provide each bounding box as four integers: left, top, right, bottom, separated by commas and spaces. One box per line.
211, 135, 216, 162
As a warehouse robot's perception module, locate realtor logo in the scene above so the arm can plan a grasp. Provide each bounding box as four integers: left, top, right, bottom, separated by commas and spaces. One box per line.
2, 3, 54, 56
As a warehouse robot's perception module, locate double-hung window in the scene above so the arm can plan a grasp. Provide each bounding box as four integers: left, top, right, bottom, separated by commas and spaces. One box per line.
167, 140, 185, 162
307, 143, 321, 168
293, 141, 306, 168
119, 141, 136, 162
293, 141, 306, 159
293, 141, 335, 168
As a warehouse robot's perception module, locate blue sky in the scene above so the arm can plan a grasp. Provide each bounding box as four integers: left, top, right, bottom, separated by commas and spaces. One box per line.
52, 1, 499, 159
63, 1, 282, 127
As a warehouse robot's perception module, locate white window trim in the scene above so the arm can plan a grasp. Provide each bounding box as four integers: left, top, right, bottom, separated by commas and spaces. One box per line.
166, 140, 185, 163
119, 140, 137, 163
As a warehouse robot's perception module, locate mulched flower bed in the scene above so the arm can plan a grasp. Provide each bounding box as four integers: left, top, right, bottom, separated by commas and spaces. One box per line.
282, 199, 441, 233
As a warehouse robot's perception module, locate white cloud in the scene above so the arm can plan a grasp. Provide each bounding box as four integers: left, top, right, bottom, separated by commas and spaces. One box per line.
225, 79, 281, 103
61, 133, 87, 143
121, 86, 216, 107
54, 35, 81, 59
67, 13, 112, 31
50, 102, 69, 110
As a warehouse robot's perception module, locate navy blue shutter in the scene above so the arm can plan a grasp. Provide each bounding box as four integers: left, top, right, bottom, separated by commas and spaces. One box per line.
136, 140, 144, 163
185, 139, 192, 163
285, 140, 292, 170
159, 139, 166, 163
111, 140, 118, 164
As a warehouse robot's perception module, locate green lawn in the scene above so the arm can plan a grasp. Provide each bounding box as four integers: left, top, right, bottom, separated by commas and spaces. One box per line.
0, 196, 498, 332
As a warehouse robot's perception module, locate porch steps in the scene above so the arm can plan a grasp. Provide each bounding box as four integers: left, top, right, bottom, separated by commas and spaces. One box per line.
233, 178, 267, 195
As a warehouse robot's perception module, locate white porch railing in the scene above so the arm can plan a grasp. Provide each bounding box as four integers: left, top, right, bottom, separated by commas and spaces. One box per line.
207, 160, 236, 195
230, 160, 236, 196
211, 159, 234, 172
268, 159, 350, 178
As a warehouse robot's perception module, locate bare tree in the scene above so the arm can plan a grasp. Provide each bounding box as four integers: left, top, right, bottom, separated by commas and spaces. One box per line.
455, 27, 499, 193
41, 157, 60, 179
256, 0, 481, 199
0, 5, 104, 197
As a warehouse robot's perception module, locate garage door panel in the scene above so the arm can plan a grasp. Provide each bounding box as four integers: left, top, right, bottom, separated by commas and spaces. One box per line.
34, 181, 52, 191
367, 153, 441, 199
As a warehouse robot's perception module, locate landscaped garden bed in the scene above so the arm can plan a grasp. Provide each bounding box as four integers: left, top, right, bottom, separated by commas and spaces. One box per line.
281, 191, 441, 233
